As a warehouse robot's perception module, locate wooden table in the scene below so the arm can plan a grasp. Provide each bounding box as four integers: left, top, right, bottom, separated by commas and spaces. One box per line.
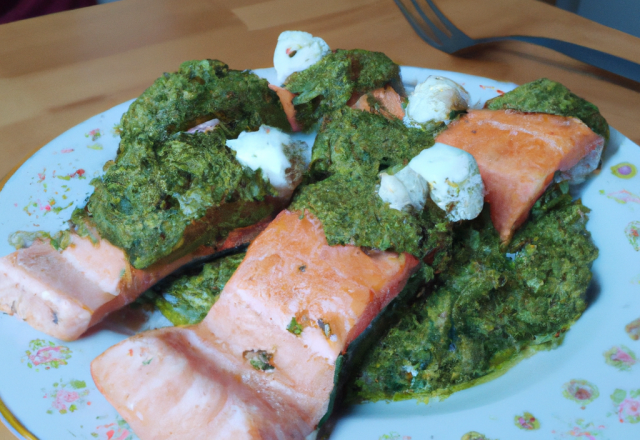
0, 0, 639, 438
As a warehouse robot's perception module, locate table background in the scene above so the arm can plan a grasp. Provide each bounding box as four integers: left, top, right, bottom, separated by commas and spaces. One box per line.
1, 0, 640, 438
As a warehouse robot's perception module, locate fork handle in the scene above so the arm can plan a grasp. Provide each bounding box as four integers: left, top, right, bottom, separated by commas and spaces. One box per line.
479, 36, 640, 83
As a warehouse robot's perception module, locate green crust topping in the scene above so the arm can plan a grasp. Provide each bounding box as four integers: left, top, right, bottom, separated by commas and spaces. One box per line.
82, 60, 290, 269
291, 172, 451, 259
292, 104, 448, 259
285, 49, 402, 128
348, 184, 598, 402
485, 78, 609, 140
152, 252, 245, 326
309, 106, 437, 179
119, 59, 290, 150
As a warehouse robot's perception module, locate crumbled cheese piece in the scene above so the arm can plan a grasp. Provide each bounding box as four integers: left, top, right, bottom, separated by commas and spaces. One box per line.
395, 166, 429, 210
378, 173, 412, 211
226, 126, 298, 195
408, 143, 484, 221
273, 31, 330, 84
378, 167, 428, 212
404, 76, 470, 127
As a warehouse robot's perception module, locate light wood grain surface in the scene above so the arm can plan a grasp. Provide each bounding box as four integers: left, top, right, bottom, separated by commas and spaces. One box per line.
1, 0, 639, 438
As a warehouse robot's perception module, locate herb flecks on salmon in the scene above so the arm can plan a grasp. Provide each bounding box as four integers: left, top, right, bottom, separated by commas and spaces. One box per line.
485, 78, 609, 140
91, 210, 420, 439
348, 185, 598, 402
84, 60, 293, 269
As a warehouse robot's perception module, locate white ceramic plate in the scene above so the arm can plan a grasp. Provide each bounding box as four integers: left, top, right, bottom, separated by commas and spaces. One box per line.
1, 67, 639, 440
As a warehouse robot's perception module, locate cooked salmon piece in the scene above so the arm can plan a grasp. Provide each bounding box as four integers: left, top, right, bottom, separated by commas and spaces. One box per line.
0, 219, 270, 341
91, 210, 420, 439
436, 109, 604, 242
269, 84, 302, 132
350, 85, 405, 120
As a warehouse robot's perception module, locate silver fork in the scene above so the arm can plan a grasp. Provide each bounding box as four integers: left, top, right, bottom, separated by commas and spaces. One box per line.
395, 0, 640, 83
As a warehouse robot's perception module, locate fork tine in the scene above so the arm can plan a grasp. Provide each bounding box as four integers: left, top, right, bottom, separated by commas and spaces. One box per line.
393, 0, 442, 47
408, 0, 450, 42
422, 0, 466, 36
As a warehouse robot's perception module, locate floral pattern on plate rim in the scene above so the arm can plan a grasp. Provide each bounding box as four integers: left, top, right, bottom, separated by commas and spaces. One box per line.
461, 432, 495, 440
23, 339, 72, 370
552, 418, 607, 439
603, 345, 637, 371
91, 415, 136, 440
562, 379, 600, 406
42, 379, 90, 415
514, 411, 540, 430
625, 318, 640, 341
610, 162, 637, 179
609, 389, 640, 424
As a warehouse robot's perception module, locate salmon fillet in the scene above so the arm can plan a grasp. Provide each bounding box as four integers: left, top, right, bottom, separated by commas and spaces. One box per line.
0, 219, 270, 341
91, 210, 419, 439
350, 86, 405, 120
436, 109, 604, 242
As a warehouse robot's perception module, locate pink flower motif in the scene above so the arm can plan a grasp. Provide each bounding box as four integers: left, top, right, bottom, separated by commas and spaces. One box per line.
604, 345, 637, 371
52, 389, 80, 411
618, 398, 640, 423
29, 346, 64, 366
114, 430, 130, 440
612, 348, 634, 364
59, 389, 80, 402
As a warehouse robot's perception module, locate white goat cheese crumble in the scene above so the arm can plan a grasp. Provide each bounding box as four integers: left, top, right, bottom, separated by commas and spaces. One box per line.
273, 31, 330, 85
378, 167, 428, 212
377, 143, 484, 221
226, 126, 303, 196
408, 143, 484, 221
404, 76, 470, 127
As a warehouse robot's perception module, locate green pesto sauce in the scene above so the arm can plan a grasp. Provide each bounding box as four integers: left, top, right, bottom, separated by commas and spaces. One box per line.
82, 60, 289, 269
309, 106, 437, 179
485, 78, 609, 140
152, 252, 245, 326
348, 184, 598, 402
9, 230, 72, 252
290, 172, 451, 258
86, 130, 275, 269
118, 60, 289, 151
284, 49, 402, 129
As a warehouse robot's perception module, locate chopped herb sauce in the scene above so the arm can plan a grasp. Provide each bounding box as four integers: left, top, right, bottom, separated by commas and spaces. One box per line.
347, 185, 598, 402
285, 49, 403, 128
291, 172, 451, 258
309, 106, 438, 179
80, 60, 290, 269
151, 252, 245, 326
